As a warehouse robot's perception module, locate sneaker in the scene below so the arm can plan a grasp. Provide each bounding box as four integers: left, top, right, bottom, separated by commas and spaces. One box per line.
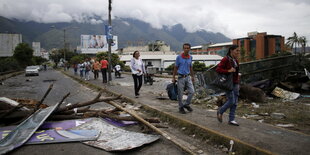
217, 110, 223, 123
179, 107, 186, 114
135, 95, 139, 98
228, 120, 239, 126
184, 105, 193, 112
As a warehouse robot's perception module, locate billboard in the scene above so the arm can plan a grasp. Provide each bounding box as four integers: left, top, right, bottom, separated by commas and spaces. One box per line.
80, 34, 118, 54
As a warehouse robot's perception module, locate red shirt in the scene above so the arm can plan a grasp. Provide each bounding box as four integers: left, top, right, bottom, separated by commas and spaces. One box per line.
100, 60, 109, 69
216, 56, 240, 84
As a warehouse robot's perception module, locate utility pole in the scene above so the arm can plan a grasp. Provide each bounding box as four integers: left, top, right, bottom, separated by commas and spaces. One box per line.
107, 0, 112, 81
63, 29, 66, 71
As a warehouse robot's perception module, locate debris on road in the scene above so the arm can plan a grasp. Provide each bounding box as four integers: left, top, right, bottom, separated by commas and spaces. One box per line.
73, 117, 160, 151
271, 87, 300, 100
0, 101, 62, 154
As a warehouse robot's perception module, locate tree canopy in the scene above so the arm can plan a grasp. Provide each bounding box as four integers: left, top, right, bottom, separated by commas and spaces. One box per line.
13, 43, 34, 67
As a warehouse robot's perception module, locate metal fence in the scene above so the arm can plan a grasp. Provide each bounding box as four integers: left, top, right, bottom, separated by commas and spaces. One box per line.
197, 55, 297, 88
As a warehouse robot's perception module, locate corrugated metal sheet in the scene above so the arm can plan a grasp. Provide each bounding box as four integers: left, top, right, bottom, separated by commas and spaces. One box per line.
0, 102, 61, 154
73, 118, 160, 151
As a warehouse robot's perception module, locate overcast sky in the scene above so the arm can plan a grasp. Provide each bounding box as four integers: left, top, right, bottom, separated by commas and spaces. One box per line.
1, 0, 310, 41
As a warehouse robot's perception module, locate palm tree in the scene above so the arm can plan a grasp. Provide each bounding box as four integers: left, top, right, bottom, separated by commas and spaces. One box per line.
299, 36, 307, 54
286, 32, 299, 54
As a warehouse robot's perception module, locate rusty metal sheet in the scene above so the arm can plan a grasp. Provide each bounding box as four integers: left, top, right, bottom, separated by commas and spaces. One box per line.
0, 102, 61, 154
73, 118, 160, 151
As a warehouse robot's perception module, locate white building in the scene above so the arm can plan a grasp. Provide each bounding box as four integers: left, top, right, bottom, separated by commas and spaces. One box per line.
120, 54, 222, 71
32, 42, 41, 56
0, 33, 22, 57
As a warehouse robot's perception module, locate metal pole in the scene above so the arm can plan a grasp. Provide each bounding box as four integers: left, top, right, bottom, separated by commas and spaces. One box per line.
63, 29, 66, 71
107, 0, 112, 81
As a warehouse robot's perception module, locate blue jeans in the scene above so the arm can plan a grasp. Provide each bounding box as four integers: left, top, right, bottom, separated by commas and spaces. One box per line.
219, 84, 239, 122
177, 76, 195, 108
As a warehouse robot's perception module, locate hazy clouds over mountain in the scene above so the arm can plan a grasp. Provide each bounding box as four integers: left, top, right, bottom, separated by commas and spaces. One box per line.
1, 0, 309, 39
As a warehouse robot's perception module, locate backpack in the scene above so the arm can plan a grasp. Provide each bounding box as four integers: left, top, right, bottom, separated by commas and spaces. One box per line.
166, 83, 178, 100
85, 62, 91, 71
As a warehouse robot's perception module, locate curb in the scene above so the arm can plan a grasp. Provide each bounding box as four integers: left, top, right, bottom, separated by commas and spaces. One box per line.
62, 70, 275, 155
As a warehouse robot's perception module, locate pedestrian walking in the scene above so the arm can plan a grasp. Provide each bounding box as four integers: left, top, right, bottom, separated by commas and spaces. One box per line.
100, 58, 109, 83
73, 63, 78, 75
130, 51, 145, 98
172, 43, 195, 114
93, 60, 101, 79
78, 62, 84, 79
84, 58, 91, 81
216, 45, 241, 126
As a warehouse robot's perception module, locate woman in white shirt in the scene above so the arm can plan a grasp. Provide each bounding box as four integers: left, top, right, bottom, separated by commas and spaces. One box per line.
130, 51, 146, 98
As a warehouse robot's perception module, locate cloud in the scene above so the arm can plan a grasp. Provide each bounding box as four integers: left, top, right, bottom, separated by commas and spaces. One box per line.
0, 0, 309, 40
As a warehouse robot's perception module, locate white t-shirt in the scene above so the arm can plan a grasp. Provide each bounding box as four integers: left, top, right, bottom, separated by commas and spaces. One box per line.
130, 58, 145, 76
115, 65, 121, 71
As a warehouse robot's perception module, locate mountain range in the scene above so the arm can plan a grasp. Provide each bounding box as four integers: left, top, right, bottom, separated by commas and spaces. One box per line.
0, 16, 231, 51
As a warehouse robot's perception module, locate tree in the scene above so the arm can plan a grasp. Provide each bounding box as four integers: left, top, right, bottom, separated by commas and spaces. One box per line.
240, 47, 246, 62
249, 48, 256, 61
32, 56, 47, 65
286, 32, 299, 54
165, 63, 175, 71
96, 52, 124, 68
13, 43, 34, 67
193, 61, 207, 72
49, 49, 62, 67
70, 54, 89, 65
299, 36, 307, 55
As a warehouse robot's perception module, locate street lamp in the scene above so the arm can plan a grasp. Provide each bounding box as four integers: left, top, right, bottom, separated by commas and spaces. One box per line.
50, 26, 78, 70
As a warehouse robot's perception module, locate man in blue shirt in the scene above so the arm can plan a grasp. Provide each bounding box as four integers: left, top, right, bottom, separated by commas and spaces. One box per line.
172, 43, 195, 114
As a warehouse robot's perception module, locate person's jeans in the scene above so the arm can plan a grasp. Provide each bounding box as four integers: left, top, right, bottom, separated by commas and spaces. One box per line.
79, 70, 84, 78
219, 84, 239, 122
94, 70, 99, 79
101, 68, 107, 83
84, 70, 90, 80
132, 74, 143, 96
177, 76, 195, 108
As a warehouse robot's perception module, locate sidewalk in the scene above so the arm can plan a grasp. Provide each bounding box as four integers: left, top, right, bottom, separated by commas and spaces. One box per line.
65, 70, 310, 155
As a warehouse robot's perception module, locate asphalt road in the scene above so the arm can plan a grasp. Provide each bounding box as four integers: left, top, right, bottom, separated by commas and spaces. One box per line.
0, 69, 188, 155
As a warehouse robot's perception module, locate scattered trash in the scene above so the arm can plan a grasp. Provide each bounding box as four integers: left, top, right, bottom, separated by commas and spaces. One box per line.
251, 102, 259, 108
271, 113, 286, 119
25, 78, 32, 82
258, 113, 269, 116
304, 68, 310, 80
258, 120, 264, 123
271, 87, 300, 100
229, 140, 234, 154
276, 124, 294, 128
197, 149, 204, 154
245, 114, 259, 118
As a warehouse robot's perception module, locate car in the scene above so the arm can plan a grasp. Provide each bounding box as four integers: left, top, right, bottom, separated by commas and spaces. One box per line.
25, 66, 39, 76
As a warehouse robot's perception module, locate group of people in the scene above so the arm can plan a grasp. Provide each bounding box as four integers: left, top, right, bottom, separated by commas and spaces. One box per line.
72, 43, 241, 126
129, 43, 241, 126
74, 58, 115, 83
